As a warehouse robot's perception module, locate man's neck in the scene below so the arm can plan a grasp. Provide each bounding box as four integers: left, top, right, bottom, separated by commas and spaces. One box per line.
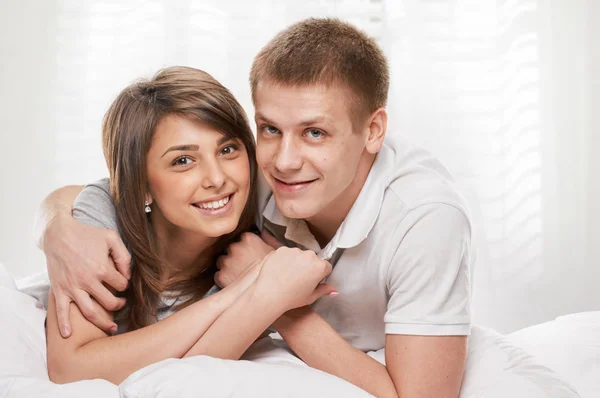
306, 152, 376, 248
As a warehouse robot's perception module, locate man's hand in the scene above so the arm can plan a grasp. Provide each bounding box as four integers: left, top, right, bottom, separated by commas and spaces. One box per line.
43, 214, 131, 337
215, 230, 282, 288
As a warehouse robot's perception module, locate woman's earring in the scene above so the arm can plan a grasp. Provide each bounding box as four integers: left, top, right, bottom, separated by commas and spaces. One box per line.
145, 200, 151, 213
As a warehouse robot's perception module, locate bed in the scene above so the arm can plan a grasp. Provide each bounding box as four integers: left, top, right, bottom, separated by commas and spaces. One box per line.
0, 263, 597, 397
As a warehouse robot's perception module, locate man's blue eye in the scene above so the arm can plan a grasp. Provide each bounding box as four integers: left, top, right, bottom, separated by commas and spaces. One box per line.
307, 129, 324, 139
265, 125, 279, 134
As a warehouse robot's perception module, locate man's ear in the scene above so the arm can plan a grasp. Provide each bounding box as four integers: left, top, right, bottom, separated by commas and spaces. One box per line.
364, 108, 387, 154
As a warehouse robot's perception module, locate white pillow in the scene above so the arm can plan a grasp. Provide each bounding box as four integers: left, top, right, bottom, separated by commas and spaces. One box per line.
0, 263, 118, 398
509, 312, 600, 398
1, 377, 119, 398
121, 337, 373, 398
0, 262, 582, 398
459, 325, 581, 398
0, 279, 50, 380
0, 261, 17, 290
121, 327, 582, 398
353, 326, 581, 398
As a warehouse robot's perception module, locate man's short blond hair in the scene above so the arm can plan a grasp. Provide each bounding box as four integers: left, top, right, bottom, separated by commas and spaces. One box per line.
250, 18, 389, 126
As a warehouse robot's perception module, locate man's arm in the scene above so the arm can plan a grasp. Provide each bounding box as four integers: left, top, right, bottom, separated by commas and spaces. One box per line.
274, 311, 467, 397
274, 204, 472, 397
273, 307, 399, 398
386, 334, 467, 397
33, 185, 83, 249
33, 181, 131, 337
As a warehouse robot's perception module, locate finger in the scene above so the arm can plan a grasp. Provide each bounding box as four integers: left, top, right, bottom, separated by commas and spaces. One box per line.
88, 281, 126, 312
107, 232, 131, 280
321, 260, 333, 278
101, 265, 129, 292
261, 230, 284, 249
310, 283, 338, 302
216, 255, 225, 270
214, 271, 225, 288
54, 289, 73, 338
73, 290, 117, 334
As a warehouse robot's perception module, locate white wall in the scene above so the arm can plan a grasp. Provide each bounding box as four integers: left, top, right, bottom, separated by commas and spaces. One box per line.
0, 0, 598, 332
586, 0, 600, 297
0, 1, 59, 279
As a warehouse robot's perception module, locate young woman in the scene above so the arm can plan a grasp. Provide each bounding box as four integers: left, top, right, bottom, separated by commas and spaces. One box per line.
45, 66, 335, 385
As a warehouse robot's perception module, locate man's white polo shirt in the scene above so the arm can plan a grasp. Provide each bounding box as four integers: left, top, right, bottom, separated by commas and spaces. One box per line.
260, 136, 473, 352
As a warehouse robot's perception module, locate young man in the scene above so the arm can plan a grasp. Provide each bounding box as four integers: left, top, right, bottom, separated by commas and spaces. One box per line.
37, 19, 472, 397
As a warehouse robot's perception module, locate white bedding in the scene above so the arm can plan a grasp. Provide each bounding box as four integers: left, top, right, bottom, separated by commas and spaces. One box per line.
509, 312, 600, 398
0, 264, 588, 398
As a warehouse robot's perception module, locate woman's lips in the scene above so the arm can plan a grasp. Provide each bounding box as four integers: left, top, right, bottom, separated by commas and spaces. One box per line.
192, 193, 235, 216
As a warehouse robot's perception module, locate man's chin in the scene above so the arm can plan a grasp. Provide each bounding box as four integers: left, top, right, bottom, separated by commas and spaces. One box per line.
275, 198, 319, 220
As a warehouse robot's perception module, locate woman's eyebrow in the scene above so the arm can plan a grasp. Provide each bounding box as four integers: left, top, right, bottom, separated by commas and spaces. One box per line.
161, 144, 200, 157
217, 135, 233, 145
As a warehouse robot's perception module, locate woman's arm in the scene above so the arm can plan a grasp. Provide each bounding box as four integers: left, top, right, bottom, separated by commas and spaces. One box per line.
184, 247, 336, 359
47, 263, 261, 385
47, 247, 334, 385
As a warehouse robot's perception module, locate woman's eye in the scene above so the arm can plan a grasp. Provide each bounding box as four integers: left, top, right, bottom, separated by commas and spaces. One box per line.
306, 129, 324, 139
220, 144, 237, 156
173, 156, 193, 166
264, 125, 280, 135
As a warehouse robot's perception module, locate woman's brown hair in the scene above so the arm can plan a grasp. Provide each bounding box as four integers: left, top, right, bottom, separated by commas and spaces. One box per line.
102, 66, 257, 330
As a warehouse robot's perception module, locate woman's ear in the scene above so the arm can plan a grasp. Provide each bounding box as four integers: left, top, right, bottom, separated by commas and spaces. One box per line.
364, 108, 387, 154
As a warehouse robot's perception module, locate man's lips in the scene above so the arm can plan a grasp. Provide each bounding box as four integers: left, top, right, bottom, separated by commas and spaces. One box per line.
272, 177, 317, 193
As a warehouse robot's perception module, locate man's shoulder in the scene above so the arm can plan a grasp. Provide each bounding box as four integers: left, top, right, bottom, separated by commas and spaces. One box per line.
381, 136, 471, 220
363, 137, 473, 251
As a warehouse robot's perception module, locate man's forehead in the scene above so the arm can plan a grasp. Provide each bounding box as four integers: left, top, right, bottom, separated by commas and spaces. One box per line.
255, 79, 331, 94
253, 82, 353, 125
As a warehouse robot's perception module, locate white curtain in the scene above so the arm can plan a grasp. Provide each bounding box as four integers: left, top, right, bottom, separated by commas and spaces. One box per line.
0, 0, 597, 332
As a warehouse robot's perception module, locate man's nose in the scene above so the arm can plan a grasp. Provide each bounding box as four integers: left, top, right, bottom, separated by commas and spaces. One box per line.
273, 135, 302, 172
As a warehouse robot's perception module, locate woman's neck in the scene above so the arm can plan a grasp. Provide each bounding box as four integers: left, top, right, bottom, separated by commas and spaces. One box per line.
151, 218, 218, 283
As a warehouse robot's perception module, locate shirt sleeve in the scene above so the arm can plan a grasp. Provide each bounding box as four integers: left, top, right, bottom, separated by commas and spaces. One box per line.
384, 203, 472, 336
72, 178, 120, 233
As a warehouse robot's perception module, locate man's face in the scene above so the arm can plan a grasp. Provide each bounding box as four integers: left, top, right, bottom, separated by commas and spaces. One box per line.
254, 81, 370, 222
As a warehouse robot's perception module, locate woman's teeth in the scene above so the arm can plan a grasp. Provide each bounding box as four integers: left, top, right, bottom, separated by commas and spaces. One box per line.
197, 195, 230, 210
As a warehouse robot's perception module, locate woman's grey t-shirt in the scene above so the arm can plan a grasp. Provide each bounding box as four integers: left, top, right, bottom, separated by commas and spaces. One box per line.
73, 178, 218, 333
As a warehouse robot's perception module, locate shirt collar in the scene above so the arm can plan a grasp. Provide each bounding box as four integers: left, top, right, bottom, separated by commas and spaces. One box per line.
262, 142, 395, 254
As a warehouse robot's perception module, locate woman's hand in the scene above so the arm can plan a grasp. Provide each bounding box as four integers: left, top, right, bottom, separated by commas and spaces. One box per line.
43, 214, 130, 337
254, 247, 336, 312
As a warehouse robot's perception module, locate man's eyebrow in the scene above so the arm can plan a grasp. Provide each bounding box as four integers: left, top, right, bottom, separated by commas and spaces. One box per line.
255, 113, 329, 127
298, 116, 328, 127
161, 144, 199, 157
255, 112, 275, 125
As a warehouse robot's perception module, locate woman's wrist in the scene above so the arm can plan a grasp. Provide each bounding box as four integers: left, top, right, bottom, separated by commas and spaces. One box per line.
246, 282, 290, 320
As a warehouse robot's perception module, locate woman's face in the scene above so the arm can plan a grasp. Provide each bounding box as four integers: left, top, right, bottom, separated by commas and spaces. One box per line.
146, 115, 251, 238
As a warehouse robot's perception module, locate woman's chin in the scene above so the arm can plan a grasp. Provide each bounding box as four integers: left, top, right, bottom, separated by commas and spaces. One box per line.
200, 220, 238, 238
